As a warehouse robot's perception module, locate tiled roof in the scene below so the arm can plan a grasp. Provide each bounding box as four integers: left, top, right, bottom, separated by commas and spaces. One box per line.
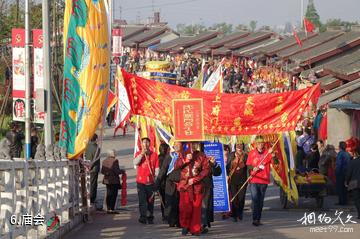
316, 75, 342, 90
277, 31, 344, 59
123, 27, 168, 47
234, 38, 279, 57
225, 31, 274, 50
168, 31, 219, 53
323, 48, 360, 80
260, 32, 317, 56
212, 46, 231, 56
153, 36, 193, 52
122, 26, 147, 41
184, 37, 222, 53
208, 31, 250, 48
290, 31, 360, 65
138, 32, 175, 48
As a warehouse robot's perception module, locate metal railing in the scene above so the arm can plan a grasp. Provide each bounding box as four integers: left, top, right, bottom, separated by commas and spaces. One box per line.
0, 158, 89, 239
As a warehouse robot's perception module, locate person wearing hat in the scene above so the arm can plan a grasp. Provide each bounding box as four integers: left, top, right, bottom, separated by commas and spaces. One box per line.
101, 149, 125, 213
133, 137, 159, 224
246, 136, 273, 226
175, 142, 209, 236
6, 122, 24, 158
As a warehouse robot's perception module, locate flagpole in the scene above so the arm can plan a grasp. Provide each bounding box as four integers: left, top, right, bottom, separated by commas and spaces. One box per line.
24, 0, 31, 159
301, 0, 304, 29
43, 0, 53, 146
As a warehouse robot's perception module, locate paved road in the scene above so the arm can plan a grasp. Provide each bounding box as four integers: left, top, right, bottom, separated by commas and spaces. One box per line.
65, 127, 360, 239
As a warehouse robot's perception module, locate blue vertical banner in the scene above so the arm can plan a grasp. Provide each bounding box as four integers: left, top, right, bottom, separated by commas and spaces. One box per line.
204, 141, 230, 212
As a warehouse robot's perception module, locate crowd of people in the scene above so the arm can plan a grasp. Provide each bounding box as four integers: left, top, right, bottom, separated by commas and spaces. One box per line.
119, 51, 295, 94
89, 132, 360, 237
90, 135, 289, 236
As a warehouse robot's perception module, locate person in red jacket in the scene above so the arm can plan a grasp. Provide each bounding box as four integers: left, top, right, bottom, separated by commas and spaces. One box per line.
246, 135, 273, 226
174, 142, 209, 236
133, 137, 159, 224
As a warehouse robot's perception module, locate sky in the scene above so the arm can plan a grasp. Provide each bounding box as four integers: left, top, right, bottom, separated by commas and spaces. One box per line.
115, 0, 360, 28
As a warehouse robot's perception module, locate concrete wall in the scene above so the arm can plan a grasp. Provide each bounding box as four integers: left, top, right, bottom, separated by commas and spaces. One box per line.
327, 108, 352, 146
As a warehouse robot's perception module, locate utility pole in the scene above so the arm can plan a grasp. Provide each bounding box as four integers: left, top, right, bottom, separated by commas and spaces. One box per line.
16, 0, 19, 25
43, 0, 53, 146
24, 0, 31, 159
301, 0, 304, 29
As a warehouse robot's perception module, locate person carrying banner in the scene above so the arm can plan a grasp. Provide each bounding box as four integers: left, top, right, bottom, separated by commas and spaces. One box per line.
156, 141, 183, 227
226, 143, 248, 222
201, 147, 221, 232
175, 142, 209, 236
134, 137, 160, 224
246, 136, 273, 226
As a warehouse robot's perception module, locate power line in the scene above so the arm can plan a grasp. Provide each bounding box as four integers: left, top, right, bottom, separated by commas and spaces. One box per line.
123, 0, 201, 11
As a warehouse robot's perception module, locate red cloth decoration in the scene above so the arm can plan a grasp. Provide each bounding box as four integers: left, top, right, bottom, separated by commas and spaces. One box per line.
293, 30, 302, 46
304, 18, 315, 33
122, 69, 321, 136
121, 173, 127, 206
318, 114, 327, 140
345, 137, 360, 153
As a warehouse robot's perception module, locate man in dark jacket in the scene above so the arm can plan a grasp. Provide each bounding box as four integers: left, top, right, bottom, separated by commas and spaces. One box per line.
6, 122, 24, 158
85, 133, 101, 204
306, 143, 320, 170
226, 143, 248, 222
157, 143, 170, 222
30, 128, 38, 159
336, 141, 351, 205
201, 152, 221, 232
346, 147, 360, 219
156, 141, 183, 227
101, 149, 125, 213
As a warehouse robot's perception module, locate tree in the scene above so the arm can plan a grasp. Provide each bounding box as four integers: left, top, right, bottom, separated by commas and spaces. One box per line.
176, 23, 207, 35
211, 22, 233, 35
323, 18, 359, 32
305, 0, 321, 30
249, 20, 257, 32
235, 24, 248, 31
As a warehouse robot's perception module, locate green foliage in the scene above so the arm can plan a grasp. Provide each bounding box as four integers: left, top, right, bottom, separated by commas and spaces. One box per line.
249, 20, 257, 32
176, 23, 208, 36
305, 0, 321, 29
322, 18, 359, 32
176, 22, 235, 35
211, 22, 233, 35
0, 114, 12, 140
235, 24, 248, 31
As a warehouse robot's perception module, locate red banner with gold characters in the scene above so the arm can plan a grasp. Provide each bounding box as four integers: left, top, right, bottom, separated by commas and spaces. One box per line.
121, 69, 320, 136
173, 99, 204, 141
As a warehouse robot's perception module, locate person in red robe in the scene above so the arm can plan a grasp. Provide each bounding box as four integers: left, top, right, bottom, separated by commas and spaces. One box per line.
174, 142, 209, 236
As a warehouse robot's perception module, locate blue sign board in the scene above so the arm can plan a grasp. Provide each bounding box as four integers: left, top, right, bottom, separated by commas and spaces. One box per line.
204, 142, 230, 212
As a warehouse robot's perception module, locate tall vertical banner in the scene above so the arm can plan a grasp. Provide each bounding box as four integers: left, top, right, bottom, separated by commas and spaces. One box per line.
113, 66, 130, 135
12, 28, 26, 122
204, 142, 230, 212
60, 0, 110, 158
112, 28, 123, 57
33, 29, 45, 124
